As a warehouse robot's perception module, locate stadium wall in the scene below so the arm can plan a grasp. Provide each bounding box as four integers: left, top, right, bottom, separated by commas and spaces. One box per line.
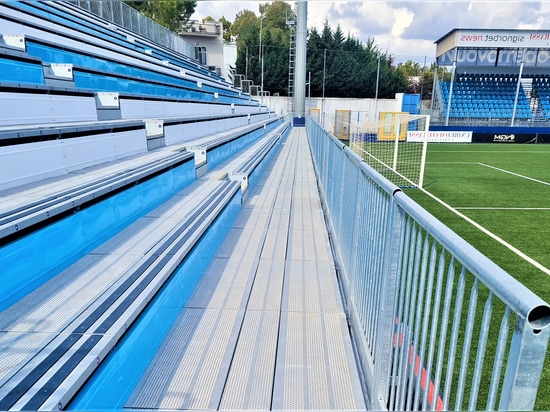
261, 94, 405, 134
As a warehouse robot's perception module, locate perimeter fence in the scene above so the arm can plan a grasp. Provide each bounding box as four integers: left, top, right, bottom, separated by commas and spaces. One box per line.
305, 116, 550, 411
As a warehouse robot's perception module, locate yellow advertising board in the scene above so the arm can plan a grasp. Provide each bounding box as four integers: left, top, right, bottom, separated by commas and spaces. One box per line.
334, 109, 351, 140
378, 112, 408, 141
308, 108, 321, 122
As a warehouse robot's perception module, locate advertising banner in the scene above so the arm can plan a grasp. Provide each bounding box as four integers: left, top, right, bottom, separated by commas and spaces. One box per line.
455, 30, 550, 48
472, 132, 550, 143
436, 30, 550, 67
407, 131, 473, 143
437, 48, 550, 67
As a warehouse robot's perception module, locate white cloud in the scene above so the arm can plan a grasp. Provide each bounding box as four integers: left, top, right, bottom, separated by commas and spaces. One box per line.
390, 6, 414, 37
194, 1, 550, 63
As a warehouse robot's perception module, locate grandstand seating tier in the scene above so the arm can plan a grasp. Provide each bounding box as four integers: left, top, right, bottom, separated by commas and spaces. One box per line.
437, 73, 544, 122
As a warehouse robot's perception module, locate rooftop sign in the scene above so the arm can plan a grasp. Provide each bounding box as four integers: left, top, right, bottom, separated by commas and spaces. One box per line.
435, 29, 550, 67
435, 29, 550, 58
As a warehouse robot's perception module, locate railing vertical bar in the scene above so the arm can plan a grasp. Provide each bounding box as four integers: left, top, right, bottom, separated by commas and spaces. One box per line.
487, 307, 511, 411
405, 229, 426, 411
389, 212, 411, 411
468, 292, 494, 411
411, 234, 433, 410
432, 257, 455, 411
413, 239, 437, 411
355, 182, 368, 334
443, 266, 466, 409
347, 169, 364, 321
363, 186, 378, 346
423, 250, 446, 410
395, 216, 416, 411
371, 190, 390, 355
455, 278, 479, 411
397, 218, 418, 411
373, 197, 405, 407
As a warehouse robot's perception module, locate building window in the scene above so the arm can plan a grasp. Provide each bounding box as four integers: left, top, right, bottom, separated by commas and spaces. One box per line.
195, 46, 207, 65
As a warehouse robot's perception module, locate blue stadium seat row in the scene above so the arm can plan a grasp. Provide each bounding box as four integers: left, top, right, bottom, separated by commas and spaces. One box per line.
1, 1, 252, 108
0, 53, 45, 85
8, 1, 217, 80
439, 73, 534, 120
24, 40, 252, 105
0, 0, 273, 192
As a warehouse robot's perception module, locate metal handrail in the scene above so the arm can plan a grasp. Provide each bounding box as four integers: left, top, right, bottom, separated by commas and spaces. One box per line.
305, 115, 550, 411
69, 0, 195, 58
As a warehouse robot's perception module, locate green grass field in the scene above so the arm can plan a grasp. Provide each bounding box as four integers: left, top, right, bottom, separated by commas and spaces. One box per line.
403, 143, 550, 410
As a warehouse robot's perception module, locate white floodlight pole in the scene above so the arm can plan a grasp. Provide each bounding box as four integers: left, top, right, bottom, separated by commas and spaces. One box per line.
293, 0, 307, 122
374, 53, 380, 121
322, 48, 326, 126
259, 14, 266, 92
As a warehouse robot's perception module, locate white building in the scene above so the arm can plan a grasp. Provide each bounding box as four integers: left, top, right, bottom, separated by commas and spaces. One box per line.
179, 20, 224, 77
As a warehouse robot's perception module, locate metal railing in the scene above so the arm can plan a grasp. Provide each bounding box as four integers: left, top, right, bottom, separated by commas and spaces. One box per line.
69, 0, 195, 58
305, 116, 550, 411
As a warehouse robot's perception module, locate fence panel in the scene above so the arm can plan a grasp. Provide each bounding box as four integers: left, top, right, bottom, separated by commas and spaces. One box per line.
305, 116, 550, 411
70, 0, 195, 59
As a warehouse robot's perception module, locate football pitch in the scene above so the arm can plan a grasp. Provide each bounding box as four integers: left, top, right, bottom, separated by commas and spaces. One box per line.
403, 142, 550, 409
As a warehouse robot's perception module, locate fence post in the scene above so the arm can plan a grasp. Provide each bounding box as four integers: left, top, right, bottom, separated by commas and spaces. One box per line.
372, 196, 404, 410
498, 316, 550, 410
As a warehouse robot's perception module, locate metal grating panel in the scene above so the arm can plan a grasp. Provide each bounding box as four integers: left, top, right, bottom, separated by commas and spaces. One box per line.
219, 310, 280, 410
0, 333, 54, 384
0, 254, 137, 333
246, 258, 286, 312
215, 228, 266, 260
126, 127, 367, 411
273, 310, 365, 410
127, 308, 244, 410
187, 255, 259, 311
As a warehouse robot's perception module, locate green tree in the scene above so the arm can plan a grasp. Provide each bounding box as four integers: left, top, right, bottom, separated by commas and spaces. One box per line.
397, 60, 436, 100
233, 2, 292, 95
232, 10, 260, 81
125, 1, 197, 32
227, 4, 412, 98
306, 21, 406, 98
219, 16, 233, 42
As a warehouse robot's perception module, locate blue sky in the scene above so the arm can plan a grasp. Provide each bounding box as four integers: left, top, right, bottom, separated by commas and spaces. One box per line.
195, 1, 550, 65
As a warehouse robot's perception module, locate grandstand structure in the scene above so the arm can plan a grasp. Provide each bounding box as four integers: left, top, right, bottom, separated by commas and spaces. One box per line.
431, 28, 550, 142
0, 3, 549, 412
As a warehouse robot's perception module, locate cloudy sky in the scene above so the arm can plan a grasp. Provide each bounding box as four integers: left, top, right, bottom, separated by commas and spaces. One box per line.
194, 1, 550, 64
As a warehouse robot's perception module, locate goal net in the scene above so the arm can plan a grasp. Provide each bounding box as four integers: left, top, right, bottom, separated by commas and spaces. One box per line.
349, 113, 430, 189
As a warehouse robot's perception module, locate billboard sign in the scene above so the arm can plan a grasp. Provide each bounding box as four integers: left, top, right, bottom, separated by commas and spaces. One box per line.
407, 131, 473, 143
437, 48, 550, 67
455, 30, 550, 48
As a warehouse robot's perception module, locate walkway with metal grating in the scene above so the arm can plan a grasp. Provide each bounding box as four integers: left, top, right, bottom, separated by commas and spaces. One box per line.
126, 127, 367, 410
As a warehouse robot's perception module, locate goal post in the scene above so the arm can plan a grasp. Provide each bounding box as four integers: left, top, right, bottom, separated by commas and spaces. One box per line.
349, 112, 430, 189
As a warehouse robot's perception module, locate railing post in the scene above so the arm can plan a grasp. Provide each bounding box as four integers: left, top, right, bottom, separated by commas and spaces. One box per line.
372, 195, 404, 410
498, 317, 550, 410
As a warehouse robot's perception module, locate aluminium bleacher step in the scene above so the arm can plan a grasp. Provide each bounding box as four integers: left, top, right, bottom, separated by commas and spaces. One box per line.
0, 148, 193, 241
0, 120, 287, 411
126, 127, 367, 411
0, 178, 241, 411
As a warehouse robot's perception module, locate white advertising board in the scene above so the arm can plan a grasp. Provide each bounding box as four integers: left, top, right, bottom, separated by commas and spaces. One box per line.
456, 30, 550, 48
407, 131, 473, 143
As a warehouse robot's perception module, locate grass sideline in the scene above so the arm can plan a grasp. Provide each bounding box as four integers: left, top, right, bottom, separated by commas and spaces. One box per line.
403, 142, 550, 410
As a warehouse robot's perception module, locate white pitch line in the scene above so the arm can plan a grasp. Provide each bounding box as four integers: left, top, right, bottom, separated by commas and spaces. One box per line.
455, 207, 550, 211
426, 162, 477, 164
478, 163, 550, 186
419, 188, 550, 277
